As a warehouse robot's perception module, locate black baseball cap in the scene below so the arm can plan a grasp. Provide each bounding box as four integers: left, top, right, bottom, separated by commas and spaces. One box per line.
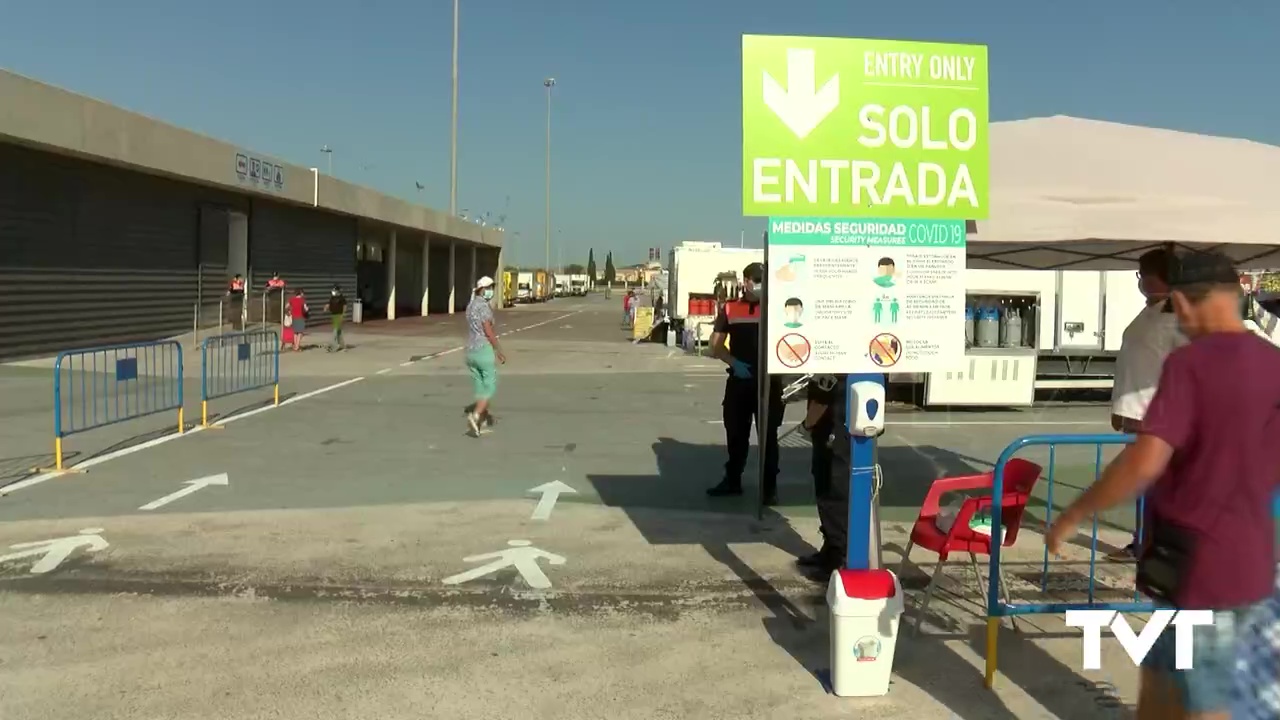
743, 262, 764, 283
1169, 251, 1239, 287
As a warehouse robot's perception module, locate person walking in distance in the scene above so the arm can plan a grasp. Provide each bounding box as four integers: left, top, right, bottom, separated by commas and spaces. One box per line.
325, 284, 347, 352
705, 262, 785, 505
622, 290, 635, 329
464, 277, 505, 437
1107, 249, 1184, 560
287, 289, 308, 352
1046, 252, 1280, 719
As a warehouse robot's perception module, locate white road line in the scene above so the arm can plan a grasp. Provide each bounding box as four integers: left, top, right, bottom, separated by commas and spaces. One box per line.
1, 376, 369, 496
220, 377, 367, 426
5, 309, 587, 496
703, 419, 1106, 426
888, 420, 1108, 427
372, 310, 581, 376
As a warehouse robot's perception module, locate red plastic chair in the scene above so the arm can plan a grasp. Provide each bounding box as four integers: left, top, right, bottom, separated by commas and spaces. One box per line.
897, 457, 1043, 634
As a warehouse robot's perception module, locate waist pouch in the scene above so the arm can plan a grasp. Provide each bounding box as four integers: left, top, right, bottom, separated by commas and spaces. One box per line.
1136, 519, 1197, 606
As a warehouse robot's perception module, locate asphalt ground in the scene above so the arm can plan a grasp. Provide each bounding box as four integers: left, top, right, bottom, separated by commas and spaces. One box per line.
0, 293, 1149, 720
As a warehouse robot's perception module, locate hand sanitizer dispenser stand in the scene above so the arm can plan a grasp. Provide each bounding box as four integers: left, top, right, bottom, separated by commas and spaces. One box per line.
829, 374, 903, 697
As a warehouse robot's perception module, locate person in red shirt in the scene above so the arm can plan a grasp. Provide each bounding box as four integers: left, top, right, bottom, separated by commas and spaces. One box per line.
1047, 251, 1280, 718
287, 289, 309, 352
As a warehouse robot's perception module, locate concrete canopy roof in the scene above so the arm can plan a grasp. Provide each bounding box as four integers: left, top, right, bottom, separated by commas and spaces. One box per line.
969, 116, 1280, 270
0, 68, 501, 248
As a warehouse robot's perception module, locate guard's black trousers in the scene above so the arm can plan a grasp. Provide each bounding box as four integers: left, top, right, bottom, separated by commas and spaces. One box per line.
809, 415, 834, 500
816, 449, 851, 557
722, 375, 784, 495
816, 449, 885, 568
809, 415, 835, 542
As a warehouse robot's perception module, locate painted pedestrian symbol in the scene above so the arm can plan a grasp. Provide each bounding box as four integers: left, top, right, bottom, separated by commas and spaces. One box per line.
441, 540, 566, 590
0, 528, 108, 574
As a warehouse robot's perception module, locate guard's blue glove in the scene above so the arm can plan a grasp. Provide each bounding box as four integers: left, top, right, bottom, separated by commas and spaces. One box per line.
729, 358, 753, 379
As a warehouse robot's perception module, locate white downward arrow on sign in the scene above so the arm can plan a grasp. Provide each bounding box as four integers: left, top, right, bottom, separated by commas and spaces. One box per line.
527, 480, 576, 521
762, 48, 840, 139
138, 473, 230, 511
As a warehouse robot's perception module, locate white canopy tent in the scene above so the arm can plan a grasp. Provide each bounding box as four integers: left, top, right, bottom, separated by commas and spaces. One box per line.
968, 116, 1280, 270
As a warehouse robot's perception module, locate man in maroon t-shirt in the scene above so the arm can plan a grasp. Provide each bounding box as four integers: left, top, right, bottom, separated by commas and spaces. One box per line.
1047, 251, 1280, 719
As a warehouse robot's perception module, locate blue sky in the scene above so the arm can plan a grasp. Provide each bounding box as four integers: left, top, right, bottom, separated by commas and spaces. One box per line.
2, 0, 1275, 267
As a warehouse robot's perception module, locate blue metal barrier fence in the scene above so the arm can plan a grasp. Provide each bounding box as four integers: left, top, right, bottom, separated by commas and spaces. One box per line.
52, 340, 185, 470
982, 433, 1148, 688
199, 330, 280, 425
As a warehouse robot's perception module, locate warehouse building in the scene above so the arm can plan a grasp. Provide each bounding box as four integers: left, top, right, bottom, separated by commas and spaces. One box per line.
0, 69, 503, 360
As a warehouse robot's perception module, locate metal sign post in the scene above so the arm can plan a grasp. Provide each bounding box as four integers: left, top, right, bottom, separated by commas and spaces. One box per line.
756, 233, 770, 521
844, 372, 886, 570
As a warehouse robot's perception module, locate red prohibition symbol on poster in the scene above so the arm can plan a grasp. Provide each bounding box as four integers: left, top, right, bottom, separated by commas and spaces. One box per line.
776, 333, 811, 368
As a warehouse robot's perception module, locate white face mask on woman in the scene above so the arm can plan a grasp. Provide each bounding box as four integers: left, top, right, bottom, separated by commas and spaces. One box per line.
483, 289, 494, 300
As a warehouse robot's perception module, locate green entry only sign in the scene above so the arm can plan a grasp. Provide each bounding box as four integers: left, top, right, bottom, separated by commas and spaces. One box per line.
742, 35, 989, 220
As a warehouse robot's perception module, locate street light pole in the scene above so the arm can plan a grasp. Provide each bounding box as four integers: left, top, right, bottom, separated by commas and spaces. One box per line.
449, 0, 460, 216
544, 78, 555, 275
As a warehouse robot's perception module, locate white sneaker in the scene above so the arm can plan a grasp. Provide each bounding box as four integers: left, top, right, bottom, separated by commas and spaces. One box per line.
466, 413, 481, 437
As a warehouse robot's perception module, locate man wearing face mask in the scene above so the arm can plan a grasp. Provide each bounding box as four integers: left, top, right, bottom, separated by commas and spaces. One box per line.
1107, 248, 1185, 559
706, 262, 785, 504
325, 284, 348, 352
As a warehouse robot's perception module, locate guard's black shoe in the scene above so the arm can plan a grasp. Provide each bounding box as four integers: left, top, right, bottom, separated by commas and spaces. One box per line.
796, 551, 825, 568
706, 481, 743, 497
761, 493, 778, 507
802, 548, 845, 582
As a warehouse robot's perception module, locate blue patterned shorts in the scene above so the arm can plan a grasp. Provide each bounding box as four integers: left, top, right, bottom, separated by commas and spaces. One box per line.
1233, 576, 1280, 719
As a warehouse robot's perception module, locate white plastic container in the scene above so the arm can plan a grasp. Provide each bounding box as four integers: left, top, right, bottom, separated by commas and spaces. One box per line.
827, 568, 904, 697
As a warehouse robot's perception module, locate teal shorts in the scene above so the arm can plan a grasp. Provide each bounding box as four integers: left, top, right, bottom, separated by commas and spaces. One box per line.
465, 345, 498, 400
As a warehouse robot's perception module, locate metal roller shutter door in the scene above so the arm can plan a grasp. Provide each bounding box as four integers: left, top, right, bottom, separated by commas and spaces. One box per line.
250, 201, 357, 319
0, 148, 200, 360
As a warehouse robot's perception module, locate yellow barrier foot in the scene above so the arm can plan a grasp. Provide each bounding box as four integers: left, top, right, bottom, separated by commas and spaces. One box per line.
31, 467, 88, 475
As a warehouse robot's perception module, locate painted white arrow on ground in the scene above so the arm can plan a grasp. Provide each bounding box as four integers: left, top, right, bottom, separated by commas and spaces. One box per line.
139, 473, 229, 511
762, 48, 840, 139
0, 528, 108, 574
527, 480, 577, 521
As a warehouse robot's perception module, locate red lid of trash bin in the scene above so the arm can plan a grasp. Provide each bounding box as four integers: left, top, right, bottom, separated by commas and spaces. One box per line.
837, 568, 897, 600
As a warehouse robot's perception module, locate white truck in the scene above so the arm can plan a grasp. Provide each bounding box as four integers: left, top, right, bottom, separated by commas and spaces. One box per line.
905, 269, 1148, 407
554, 278, 568, 297
516, 272, 533, 303
569, 274, 589, 296
667, 241, 763, 346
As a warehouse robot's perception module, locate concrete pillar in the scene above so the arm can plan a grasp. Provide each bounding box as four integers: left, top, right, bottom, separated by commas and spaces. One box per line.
420, 236, 431, 316
493, 248, 504, 310
447, 240, 456, 314
470, 245, 478, 292
385, 231, 398, 320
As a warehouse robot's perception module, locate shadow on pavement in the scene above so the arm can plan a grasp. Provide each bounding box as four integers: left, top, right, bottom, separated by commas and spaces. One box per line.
0, 452, 80, 487
589, 437, 1128, 717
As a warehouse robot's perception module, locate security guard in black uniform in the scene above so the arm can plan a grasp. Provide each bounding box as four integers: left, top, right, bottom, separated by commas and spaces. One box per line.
795, 374, 850, 576
706, 262, 785, 504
